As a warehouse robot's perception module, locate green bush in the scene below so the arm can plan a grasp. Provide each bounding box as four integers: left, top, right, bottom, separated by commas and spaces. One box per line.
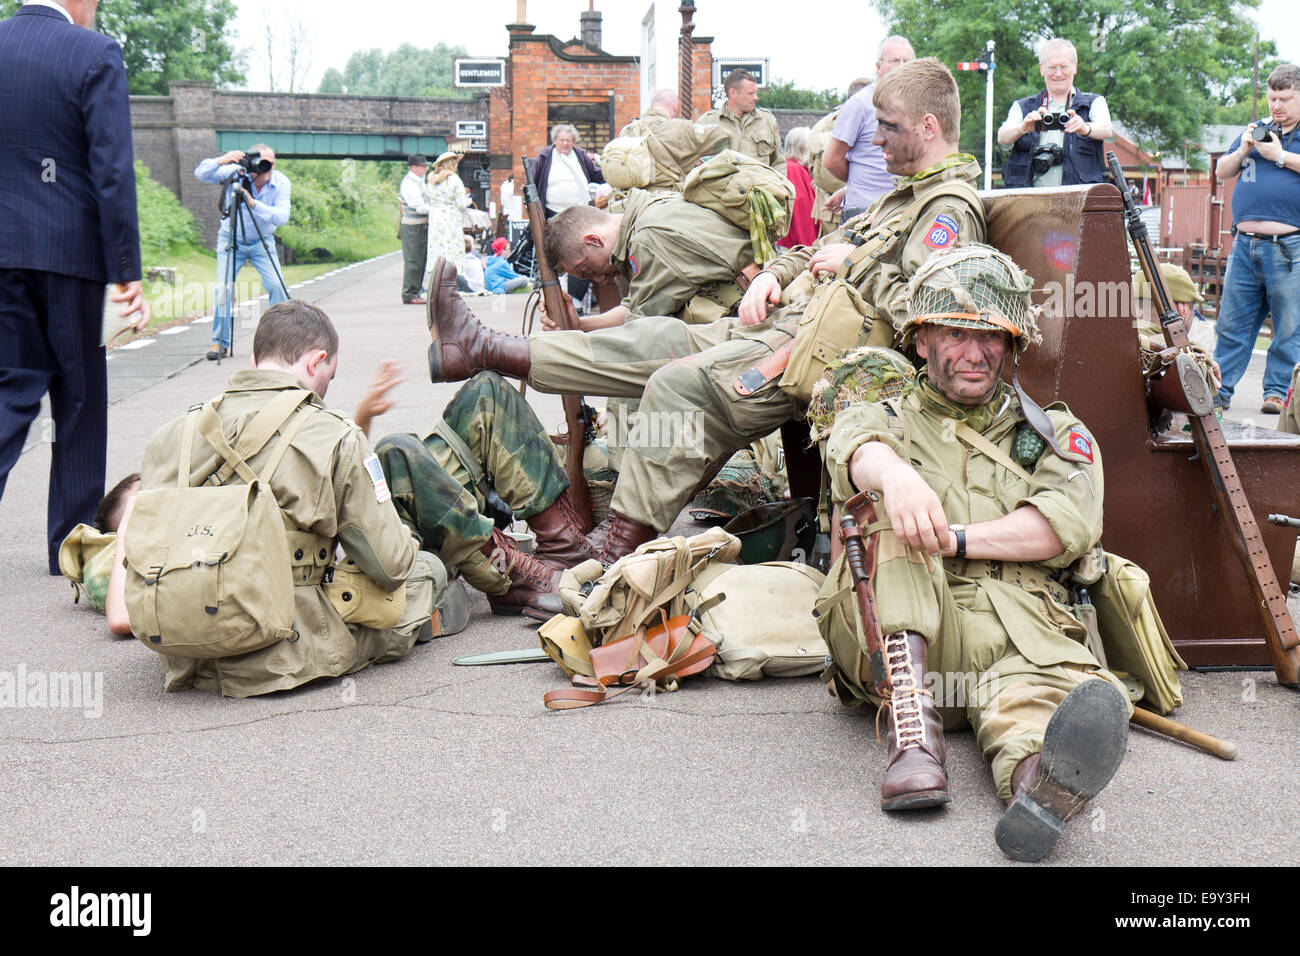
134, 160, 200, 265
275, 158, 402, 263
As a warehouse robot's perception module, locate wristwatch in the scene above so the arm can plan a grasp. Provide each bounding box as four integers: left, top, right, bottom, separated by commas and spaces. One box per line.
950, 524, 967, 560
1277, 155, 1288, 169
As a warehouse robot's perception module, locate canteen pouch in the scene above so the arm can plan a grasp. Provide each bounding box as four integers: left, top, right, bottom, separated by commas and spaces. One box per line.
538, 614, 596, 678
326, 557, 406, 630
778, 278, 884, 402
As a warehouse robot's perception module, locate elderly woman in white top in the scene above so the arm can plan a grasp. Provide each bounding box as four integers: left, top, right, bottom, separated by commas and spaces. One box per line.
532, 124, 605, 303
423, 150, 471, 285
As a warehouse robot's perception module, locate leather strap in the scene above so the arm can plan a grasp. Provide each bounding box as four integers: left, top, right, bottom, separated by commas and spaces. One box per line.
734, 338, 795, 396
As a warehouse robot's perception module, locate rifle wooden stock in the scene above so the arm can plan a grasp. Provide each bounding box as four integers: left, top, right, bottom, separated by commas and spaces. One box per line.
1107, 152, 1300, 686
521, 156, 594, 533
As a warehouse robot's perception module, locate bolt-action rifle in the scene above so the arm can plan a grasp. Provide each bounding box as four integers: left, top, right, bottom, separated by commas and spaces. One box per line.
521, 156, 595, 533
1107, 152, 1299, 687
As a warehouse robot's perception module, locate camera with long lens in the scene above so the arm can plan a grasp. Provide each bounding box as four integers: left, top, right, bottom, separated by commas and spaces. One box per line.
1252, 121, 1283, 143
1031, 143, 1064, 177
237, 149, 273, 175
1036, 111, 1072, 131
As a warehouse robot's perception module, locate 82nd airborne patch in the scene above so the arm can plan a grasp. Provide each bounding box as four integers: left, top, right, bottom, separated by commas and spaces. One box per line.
923, 214, 960, 250
1067, 428, 1094, 463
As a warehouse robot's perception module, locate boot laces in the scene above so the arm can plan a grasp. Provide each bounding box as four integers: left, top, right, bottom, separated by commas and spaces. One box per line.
880, 632, 930, 751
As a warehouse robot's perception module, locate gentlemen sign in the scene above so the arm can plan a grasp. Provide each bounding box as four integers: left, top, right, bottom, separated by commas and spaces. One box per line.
714, 57, 770, 87
454, 59, 506, 87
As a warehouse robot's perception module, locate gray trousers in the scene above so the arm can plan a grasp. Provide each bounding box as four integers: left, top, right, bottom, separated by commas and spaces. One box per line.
401, 222, 429, 301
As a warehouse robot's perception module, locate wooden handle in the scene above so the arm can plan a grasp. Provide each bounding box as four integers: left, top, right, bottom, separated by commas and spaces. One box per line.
1130, 707, 1238, 761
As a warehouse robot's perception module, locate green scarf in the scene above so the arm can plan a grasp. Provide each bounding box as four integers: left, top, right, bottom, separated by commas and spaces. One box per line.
901, 153, 977, 185
915, 371, 1012, 435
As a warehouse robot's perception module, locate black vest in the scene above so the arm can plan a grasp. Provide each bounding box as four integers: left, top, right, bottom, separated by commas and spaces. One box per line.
1002, 90, 1105, 188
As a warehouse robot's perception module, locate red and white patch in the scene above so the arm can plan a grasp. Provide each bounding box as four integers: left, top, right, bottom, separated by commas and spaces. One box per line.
1067, 429, 1094, 463
923, 215, 959, 250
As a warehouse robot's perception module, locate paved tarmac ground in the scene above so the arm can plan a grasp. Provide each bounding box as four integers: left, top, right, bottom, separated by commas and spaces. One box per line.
1, 253, 1297, 867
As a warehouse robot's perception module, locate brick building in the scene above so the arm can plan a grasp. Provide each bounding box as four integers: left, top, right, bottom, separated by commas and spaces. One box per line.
488, 7, 713, 210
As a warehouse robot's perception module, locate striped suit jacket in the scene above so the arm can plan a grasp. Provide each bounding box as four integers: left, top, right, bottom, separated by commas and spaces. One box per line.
0, 4, 140, 283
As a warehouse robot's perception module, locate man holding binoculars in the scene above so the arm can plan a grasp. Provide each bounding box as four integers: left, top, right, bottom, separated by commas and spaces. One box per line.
1211, 65, 1300, 415
997, 38, 1114, 188
194, 145, 292, 360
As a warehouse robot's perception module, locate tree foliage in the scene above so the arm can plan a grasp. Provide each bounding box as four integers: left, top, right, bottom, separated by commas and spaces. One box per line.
318, 43, 471, 98
0, 0, 248, 95
758, 80, 842, 112
877, 0, 1272, 162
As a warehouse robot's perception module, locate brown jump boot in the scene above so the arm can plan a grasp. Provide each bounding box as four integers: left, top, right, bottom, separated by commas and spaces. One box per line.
427, 257, 531, 383
482, 528, 565, 621
879, 630, 950, 811
596, 510, 658, 566
994, 679, 1129, 862
528, 489, 601, 570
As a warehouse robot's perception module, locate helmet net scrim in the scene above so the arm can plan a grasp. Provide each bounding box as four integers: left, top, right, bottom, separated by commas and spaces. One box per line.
897, 244, 1042, 352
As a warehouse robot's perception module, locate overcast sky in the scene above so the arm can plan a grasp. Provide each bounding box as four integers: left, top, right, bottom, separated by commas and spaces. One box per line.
229, 0, 1300, 97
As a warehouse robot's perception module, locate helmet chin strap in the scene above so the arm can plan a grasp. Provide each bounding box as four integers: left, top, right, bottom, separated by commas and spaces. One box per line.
1011, 355, 1073, 460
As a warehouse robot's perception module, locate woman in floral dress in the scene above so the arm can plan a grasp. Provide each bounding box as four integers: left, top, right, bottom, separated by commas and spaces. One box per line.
423, 151, 470, 282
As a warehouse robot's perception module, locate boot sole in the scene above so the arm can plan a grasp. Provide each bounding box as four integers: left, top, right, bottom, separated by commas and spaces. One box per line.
881, 789, 951, 812
995, 679, 1129, 862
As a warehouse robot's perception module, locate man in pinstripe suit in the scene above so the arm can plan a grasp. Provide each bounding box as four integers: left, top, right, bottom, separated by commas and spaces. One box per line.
0, 0, 148, 573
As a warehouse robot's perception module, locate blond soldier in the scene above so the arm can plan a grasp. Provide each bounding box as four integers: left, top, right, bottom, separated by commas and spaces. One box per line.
426, 59, 986, 563
818, 244, 1131, 862
540, 191, 758, 331
700, 69, 784, 170
127, 301, 437, 698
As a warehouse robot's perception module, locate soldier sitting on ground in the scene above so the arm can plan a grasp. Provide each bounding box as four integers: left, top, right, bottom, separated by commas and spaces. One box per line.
112, 301, 442, 698
818, 243, 1131, 863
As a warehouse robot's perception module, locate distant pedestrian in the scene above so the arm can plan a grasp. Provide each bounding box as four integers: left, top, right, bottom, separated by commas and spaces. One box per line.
778, 127, 817, 249
399, 154, 430, 304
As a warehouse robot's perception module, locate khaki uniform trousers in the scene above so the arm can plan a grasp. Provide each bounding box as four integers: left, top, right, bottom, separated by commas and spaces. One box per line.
529, 315, 800, 530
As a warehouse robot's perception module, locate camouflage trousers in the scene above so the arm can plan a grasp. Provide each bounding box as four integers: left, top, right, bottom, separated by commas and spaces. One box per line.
375, 371, 569, 595
818, 533, 1130, 799
529, 315, 800, 530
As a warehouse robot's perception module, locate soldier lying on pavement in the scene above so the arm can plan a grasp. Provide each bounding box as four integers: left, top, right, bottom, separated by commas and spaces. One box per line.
101, 301, 445, 698
426, 58, 985, 566
817, 243, 1131, 863
537, 191, 760, 332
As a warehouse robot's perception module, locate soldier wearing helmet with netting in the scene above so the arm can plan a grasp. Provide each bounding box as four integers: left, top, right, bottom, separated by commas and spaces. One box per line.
815, 242, 1133, 863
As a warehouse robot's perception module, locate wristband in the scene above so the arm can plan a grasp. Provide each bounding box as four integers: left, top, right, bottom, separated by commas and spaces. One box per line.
950, 524, 967, 560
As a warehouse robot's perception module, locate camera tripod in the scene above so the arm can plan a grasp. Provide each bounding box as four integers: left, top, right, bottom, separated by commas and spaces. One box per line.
215, 170, 290, 364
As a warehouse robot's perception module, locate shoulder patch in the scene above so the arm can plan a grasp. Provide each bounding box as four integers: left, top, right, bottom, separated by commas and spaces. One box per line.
627, 254, 639, 278
1066, 428, 1094, 463
362, 453, 392, 504
923, 215, 959, 250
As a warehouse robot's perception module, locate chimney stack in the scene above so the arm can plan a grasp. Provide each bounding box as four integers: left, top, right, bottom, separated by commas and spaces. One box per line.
580, 4, 602, 49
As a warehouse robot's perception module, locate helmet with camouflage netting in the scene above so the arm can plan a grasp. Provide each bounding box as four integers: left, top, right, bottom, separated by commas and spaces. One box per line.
897, 243, 1042, 352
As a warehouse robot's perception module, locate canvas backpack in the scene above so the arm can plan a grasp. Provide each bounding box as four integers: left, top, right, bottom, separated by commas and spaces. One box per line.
603, 120, 732, 192
681, 149, 797, 261
124, 390, 314, 659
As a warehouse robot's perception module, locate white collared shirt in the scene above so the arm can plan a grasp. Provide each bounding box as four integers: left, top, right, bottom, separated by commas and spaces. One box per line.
24, 1, 75, 24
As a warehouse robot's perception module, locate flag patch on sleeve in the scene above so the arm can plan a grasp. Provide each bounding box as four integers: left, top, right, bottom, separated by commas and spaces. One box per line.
1067, 428, 1094, 463
923, 214, 959, 249
363, 453, 392, 504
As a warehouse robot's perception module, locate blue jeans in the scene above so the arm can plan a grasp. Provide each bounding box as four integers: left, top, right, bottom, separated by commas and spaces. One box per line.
212, 230, 288, 349
1212, 231, 1300, 402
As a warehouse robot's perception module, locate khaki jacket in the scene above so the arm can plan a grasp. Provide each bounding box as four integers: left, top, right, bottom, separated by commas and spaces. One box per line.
139, 369, 421, 697
699, 106, 784, 170
612, 190, 755, 321
765, 155, 985, 336
827, 388, 1105, 668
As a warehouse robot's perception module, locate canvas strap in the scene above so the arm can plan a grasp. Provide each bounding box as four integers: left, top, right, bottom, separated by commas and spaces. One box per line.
953, 422, 1034, 483
430, 417, 489, 499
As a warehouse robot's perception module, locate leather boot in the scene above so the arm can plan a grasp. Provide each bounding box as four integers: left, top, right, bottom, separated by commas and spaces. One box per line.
596, 510, 658, 565
994, 679, 1129, 862
528, 489, 601, 570
482, 528, 565, 622
427, 257, 531, 383
879, 630, 950, 811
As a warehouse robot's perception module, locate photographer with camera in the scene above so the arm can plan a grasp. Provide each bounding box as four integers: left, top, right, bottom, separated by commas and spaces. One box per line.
1211, 64, 1300, 414
997, 38, 1113, 188
194, 145, 291, 360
